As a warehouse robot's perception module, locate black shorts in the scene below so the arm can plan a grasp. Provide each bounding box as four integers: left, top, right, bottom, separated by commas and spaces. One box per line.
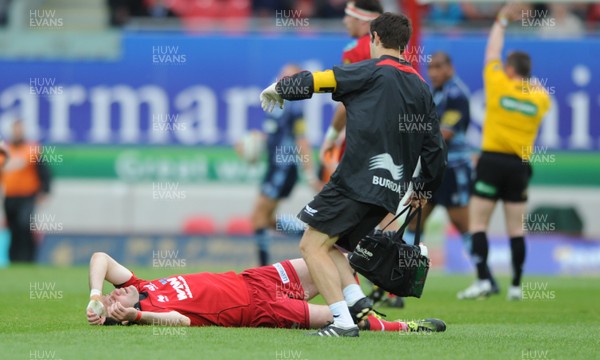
431, 161, 472, 208
297, 183, 388, 252
473, 151, 532, 202
261, 165, 298, 200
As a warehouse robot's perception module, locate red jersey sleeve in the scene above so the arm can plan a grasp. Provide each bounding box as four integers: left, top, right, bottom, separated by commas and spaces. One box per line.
341, 34, 372, 64
115, 273, 144, 290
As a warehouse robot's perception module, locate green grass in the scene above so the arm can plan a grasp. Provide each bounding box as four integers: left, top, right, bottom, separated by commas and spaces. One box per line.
1, 265, 599, 360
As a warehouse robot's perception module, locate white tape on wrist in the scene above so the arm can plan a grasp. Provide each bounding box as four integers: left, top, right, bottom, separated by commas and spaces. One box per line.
87, 299, 107, 317
325, 126, 339, 142
90, 289, 101, 297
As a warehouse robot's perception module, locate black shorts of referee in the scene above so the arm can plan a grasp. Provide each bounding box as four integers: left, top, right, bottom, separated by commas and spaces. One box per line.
297, 182, 388, 252
472, 151, 532, 202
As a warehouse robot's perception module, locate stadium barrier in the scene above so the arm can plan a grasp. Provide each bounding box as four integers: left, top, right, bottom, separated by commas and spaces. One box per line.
37, 234, 301, 268
446, 234, 600, 275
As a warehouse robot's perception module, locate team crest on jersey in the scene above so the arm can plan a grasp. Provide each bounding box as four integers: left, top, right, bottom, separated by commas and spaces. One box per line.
343, 39, 358, 51
143, 283, 158, 292
159, 278, 168, 285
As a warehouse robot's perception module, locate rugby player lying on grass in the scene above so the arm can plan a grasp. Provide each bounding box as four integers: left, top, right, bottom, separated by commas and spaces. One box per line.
86, 252, 445, 334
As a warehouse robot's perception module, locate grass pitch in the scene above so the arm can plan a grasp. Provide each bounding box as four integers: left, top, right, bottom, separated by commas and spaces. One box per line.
1, 265, 599, 360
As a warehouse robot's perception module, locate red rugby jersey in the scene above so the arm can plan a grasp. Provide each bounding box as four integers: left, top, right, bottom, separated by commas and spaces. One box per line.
341, 34, 371, 64
119, 272, 251, 327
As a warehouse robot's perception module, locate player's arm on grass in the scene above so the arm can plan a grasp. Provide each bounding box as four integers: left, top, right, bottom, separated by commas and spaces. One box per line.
106, 302, 191, 327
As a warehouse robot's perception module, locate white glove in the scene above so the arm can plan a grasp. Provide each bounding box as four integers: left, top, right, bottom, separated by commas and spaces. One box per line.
260, 83, 284, 112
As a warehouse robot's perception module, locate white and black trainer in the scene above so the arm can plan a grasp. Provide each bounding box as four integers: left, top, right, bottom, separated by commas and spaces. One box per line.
309, 323, 359, 337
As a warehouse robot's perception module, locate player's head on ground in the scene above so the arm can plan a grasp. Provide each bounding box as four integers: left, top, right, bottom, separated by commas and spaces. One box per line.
369, 12, 411, 59
102, 285, 139, 308
343, 0, 382, 38
428, 52, 454, 89
505, 51, 531, 80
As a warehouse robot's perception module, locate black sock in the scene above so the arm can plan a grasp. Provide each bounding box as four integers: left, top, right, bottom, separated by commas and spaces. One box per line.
258, 250, 269, 267
255, 228, 270, 266
487, 266, 499, 290
471, 232, 489, 280
510, 236, 526, 286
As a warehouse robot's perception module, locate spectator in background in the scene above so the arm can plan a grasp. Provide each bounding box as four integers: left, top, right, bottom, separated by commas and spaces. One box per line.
461, 2, 501, 23
107, 0, 148, 26
107, 0, 175, 27
0, 140, 8, 168
587, 3, 600, 29
427, 3, 464, 27
252, 0, 295, 17
0, 0, 11, 26
1, 120, 51, 263
314, 0, 347, 18
539, 4, 584, 38
145, 0, 176, 18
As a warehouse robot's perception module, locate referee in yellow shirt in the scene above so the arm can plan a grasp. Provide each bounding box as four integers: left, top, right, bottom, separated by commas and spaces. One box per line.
458, 4, 551, 301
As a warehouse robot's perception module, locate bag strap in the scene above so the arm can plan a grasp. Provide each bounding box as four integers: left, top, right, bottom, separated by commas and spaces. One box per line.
380, 204, 412, 231
386, 157, 424, 246
391, 204, 423, 246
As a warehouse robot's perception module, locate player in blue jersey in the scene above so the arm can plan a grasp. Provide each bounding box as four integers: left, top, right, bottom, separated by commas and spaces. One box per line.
403, 52, 499, 293
251, 64, 322, 266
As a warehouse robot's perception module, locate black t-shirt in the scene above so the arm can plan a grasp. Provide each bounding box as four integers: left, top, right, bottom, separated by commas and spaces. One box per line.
328, 55, 447, 214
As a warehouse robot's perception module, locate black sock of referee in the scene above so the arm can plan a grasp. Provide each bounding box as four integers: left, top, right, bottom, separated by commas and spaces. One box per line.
510, 236, 526, 287
471, 232, 489, 280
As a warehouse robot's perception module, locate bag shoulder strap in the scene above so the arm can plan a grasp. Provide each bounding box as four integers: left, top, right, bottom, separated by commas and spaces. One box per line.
391, 204, 423, 246
380, 204, 412, 232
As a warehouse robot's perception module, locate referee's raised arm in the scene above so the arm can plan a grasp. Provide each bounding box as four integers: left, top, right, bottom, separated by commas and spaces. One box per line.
484, 3, 521, 63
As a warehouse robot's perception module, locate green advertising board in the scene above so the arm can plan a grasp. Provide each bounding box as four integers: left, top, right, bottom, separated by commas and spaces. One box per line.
48, 146, 600, 186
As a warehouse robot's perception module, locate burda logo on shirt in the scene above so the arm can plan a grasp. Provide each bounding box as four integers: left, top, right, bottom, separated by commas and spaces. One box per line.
370, 153, 404, 193
167, 276, 193, 301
